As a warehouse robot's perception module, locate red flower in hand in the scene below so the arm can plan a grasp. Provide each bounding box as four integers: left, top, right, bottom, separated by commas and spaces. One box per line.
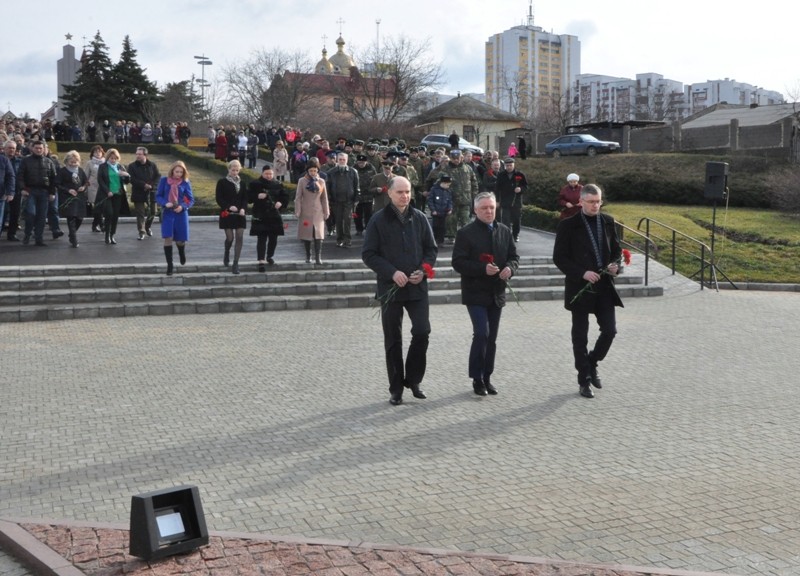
514, 175, 522, 182
303, 220, 309, 227
479, 253, 495, 264
184, 196, 191, 206
284, 223, 289, 229
220, 210, 230, 218
422, 262, 436, 279
622, 249, 632, 265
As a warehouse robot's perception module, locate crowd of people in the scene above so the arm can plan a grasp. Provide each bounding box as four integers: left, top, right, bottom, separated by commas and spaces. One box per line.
1, 118, 624, 403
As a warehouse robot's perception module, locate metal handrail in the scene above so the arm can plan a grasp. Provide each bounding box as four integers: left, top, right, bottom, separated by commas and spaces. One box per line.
614, 222, 659, 286
633, 217, 736, 291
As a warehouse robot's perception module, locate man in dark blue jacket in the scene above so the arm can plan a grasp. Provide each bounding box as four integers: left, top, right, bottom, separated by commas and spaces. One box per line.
452, 192, 519, 396
362, 176, 438, 406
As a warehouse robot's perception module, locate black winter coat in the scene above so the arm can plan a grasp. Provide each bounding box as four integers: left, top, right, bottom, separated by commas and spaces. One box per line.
248, 177, 289, 236
552, 212, 624, 312
452, 219, 519, 308
362, 206, 438, 302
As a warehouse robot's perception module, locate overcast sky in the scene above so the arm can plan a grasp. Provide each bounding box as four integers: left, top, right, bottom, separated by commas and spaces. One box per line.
2, 0, 797, 119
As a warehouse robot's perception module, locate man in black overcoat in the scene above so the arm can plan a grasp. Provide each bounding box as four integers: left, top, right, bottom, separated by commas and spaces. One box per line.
552, 184, 623, 399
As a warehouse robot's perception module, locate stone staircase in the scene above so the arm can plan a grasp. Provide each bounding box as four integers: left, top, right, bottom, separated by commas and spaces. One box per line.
0, 257, 663, 323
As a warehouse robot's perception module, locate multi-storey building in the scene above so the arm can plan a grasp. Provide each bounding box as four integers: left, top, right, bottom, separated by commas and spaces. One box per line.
574, 73, 785, 124
485, 5, 580, 117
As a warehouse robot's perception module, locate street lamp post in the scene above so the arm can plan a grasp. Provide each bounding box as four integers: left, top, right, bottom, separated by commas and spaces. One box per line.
193, 54, 212, 119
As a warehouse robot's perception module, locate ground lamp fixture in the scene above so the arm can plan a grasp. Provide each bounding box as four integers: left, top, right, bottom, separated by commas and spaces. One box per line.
129, 485, 209, 561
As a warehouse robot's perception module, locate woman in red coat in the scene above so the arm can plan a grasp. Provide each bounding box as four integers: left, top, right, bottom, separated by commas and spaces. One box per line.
214, 130, 228, 161
557, 173, 583, 220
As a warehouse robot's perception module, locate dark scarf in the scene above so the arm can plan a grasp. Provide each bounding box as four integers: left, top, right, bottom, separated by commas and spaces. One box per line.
580, 212, 604, 269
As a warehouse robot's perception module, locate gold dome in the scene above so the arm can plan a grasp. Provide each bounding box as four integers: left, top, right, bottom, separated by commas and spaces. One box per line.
315, 48, 333, 75
329, 35, 354, 74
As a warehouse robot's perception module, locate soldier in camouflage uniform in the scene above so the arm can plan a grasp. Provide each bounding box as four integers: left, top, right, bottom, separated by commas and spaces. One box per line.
367, 160, 396, 212
366, 142, 382, 172
397, 152, 420, 209
425, 149, 478, 240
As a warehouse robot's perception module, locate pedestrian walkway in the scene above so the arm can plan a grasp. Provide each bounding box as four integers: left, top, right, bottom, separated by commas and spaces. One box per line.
2, 224, 798, 576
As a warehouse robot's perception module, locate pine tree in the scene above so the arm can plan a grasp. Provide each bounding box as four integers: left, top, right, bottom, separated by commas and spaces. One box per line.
62, 31, 119, 124
113, 35, 161, 122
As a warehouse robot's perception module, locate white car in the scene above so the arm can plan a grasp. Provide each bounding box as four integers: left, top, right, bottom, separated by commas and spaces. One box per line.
419, 134, 484, 155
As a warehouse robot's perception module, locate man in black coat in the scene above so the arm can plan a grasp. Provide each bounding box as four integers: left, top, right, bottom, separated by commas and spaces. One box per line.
362, 176, 438, 406
452, 192, 519, 396
127, 147, 161, 239
495, 157, 527, 241
552, 184, 623, 399
326, 152, 360, 248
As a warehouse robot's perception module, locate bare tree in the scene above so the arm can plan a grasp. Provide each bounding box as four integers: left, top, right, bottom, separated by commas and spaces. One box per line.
220, 48, 314, 124
531, 90, 575, 134
334, 35, 444, 124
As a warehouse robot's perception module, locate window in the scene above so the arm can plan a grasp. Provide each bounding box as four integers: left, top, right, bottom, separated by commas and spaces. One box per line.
463, 125, 475, 142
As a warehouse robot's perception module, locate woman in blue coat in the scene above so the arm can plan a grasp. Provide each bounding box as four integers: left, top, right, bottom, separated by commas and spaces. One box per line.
156, 161, 194, 276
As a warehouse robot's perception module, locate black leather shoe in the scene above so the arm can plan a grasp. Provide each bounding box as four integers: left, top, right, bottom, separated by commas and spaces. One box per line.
389, 393, 403, 406
579, 383, 595, 398
410, 385, 427, 399
258, 263, 266, 272
484, 379, 498, 395
52, 230, 64, 239
473, 379, 487, 396
589, 366, 602, 389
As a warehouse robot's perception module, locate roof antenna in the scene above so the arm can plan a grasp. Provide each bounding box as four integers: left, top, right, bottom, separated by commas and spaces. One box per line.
527, 0, 534, 27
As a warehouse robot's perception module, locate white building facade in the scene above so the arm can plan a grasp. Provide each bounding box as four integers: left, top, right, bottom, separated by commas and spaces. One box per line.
485, 11, 580, 117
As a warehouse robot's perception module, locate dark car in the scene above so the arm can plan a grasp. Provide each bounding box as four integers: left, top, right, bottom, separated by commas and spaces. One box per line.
545, 134, 620, 158
419, 134, 484, 155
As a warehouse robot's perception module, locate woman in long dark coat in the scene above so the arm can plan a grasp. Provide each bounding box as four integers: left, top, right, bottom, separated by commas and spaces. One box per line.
248, 165, 290, 271
56, 150, 89, 248
216, 160, 247, 274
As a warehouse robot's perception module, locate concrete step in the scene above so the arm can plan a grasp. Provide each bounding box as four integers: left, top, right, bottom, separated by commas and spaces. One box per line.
0, 257, 663, 323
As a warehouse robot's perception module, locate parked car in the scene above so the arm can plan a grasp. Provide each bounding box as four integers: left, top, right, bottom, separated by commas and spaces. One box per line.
545, 134, 620, 158
419, 134, 484, 155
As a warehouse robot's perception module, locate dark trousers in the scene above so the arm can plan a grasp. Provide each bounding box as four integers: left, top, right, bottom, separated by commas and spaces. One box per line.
103, 194, 123, 236
500, 203, 522, 237
255, 233, 278, 261
354, 201, 373, 233
570, 283, 617, 379
431, 214, 448, 244
381, 296, 430, 396
134, 192, 156, 232
6, 193, 20, 238
333, 202, 353, 245
466, 304, 503, 381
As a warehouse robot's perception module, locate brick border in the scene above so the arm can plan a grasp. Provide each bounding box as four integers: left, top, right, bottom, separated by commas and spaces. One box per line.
0, 517, 738, 576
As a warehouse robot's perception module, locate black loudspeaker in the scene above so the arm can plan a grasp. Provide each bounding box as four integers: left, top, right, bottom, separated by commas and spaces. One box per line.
129, 485, 209, 561
704, 162, 729, 200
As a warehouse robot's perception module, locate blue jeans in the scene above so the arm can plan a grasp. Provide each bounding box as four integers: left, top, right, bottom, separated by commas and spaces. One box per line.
466, 304, 503, 382
23, 190, 51, 242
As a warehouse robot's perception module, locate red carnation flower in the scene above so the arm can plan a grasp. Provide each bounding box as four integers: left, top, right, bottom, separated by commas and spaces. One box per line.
422, 262, 435, 279
303, 220, 309, 226
479, 253, 494, 264
221, 210, 230, 218
622, 249, 632, 265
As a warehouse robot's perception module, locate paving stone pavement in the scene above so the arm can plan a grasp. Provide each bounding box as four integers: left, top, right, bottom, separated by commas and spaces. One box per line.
1, 226, 799, 576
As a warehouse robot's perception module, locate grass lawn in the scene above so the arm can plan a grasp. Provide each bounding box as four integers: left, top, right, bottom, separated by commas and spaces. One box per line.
606, 202, 800, 284
118, 152, 265, 212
